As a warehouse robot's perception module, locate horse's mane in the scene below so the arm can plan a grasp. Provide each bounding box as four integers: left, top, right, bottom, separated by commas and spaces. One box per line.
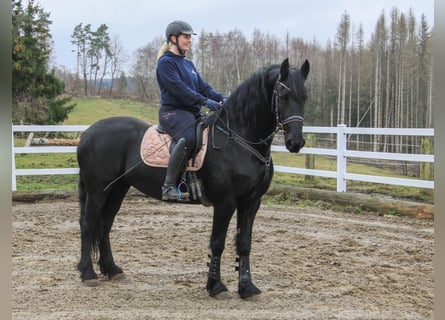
223, 64, 279, 128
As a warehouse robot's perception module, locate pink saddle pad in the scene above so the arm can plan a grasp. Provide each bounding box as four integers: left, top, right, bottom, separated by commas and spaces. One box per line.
140, 126, 208, 171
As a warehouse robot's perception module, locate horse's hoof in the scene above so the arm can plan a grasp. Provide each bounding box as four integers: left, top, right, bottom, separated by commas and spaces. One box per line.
207, 280, 229, 298
82, 279, 99, 287
238, 283, 262, 299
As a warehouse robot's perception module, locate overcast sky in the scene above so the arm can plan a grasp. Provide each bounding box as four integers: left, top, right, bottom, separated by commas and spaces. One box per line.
37, 0, 434, 72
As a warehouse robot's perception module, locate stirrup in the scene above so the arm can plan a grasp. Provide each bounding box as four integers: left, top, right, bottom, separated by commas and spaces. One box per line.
162, 184, 190, 202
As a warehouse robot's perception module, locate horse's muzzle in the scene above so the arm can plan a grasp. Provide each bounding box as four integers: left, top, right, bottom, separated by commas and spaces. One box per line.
285, 138, 305, 153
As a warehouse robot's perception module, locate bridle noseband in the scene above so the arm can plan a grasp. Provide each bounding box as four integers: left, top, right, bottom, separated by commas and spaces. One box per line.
212, 73, 305, 166
272, 78, 304, 133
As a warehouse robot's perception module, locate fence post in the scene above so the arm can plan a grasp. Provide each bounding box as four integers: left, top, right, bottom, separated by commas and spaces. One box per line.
304, 133, 315, 181
12, 125, 17, 191
420, 138, 433, 180
336, 124, 347, 192
420, 137, 434, 196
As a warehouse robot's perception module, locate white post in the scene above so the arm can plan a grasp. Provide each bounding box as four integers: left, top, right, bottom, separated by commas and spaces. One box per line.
12, 125, 17, 191
336, 124, 347, 192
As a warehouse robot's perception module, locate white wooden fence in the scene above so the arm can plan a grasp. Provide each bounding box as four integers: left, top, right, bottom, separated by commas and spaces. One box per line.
12, 124, 434, 192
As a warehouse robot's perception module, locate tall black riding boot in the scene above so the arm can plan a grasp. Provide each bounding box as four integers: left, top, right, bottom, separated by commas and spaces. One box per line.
162, 138, 190, 202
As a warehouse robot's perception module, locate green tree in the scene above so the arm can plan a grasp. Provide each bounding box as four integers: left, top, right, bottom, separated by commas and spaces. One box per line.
12, 0, 75, 124
335, 11, 351, 125
417, 13, 433, 128
71, 23, 111, 96
71, 22, 91, 96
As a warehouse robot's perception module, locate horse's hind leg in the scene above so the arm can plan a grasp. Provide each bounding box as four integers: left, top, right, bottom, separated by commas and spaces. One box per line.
235, 198, 262, 299
98, 183, 130, 280
78, 190, 107, 285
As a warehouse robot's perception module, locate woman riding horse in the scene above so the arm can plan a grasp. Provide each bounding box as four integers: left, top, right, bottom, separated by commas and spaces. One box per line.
76, 55, 309, 299
156, 20, 226, 202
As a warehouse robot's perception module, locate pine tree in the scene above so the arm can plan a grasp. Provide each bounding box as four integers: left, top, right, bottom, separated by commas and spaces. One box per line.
12, 0, 74, 124
335, 11, 351, 125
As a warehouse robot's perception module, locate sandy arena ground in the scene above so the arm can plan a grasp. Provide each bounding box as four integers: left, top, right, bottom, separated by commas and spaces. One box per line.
12, 196, 433, 319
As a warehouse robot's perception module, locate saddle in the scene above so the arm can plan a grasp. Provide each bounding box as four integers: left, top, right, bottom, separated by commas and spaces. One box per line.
140, 122, 211, 206
140, 122, 208, 171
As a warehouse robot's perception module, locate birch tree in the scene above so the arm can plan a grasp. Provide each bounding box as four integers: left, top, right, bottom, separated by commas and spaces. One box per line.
108, 35, 128, 96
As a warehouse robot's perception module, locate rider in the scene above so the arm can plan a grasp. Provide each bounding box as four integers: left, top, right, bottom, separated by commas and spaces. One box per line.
156, 20, 226, 202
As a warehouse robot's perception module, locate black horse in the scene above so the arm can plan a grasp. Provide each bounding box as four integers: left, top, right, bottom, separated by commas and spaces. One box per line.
76, 58, 309, 299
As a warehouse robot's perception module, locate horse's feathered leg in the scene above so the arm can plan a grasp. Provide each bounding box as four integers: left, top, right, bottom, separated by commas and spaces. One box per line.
78, 188, 107, 285
98, 182, 130, 280
206, 202, 235, 298
235, 198, 262, 299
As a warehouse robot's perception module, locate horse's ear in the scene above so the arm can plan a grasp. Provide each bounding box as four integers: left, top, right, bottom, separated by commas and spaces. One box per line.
301, 59, 310, 80
280, 58, 290, 79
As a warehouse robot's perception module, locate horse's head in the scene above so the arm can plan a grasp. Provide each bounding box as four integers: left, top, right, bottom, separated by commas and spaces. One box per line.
273, 58, 310, 153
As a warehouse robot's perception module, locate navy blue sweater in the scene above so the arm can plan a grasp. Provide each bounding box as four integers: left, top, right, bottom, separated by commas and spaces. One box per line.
156, 51, 224, 113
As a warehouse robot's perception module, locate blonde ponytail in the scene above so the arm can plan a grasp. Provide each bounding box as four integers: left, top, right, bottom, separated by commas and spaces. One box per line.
157, 42, 171, 60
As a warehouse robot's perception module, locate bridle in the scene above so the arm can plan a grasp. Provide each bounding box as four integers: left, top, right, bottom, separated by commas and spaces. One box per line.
272, 77, 305, 134
212, 74, 304, 165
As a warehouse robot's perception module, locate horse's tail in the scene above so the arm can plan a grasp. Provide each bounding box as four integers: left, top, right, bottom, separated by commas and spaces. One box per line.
78, 173, 101, 259
78, 173, 87, 217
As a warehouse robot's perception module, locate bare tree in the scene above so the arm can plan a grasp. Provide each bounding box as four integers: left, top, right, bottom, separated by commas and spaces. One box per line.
370, 12, 387, 151
131, 37, 163, 102
108, 35, 129, 96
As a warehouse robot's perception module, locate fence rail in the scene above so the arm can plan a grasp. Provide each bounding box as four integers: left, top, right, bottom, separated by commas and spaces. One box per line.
12, 124, 434, 192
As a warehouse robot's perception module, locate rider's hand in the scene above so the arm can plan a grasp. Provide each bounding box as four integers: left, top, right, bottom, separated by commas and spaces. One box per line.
205, 99, 221, 111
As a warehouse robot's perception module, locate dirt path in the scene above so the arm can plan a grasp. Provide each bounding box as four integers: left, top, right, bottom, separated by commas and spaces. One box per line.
12, 197, 433, 319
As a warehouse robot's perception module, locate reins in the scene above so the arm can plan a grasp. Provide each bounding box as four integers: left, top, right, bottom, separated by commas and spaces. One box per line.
213, 111, 273, 166
103, 69, 304, 192
212, 76, 304, 166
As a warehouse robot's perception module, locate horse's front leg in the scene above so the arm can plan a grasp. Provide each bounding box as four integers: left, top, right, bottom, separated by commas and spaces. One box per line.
206, 203, 235, 298
236, 199, 262, 299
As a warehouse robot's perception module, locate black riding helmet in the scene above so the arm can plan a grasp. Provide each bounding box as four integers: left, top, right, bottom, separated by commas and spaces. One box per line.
165, 20, 197, 42
165, 20, 196, 56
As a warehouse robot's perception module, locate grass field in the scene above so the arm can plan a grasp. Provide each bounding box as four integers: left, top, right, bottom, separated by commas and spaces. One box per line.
64, 97, 159, 124
13, 97, 433, 204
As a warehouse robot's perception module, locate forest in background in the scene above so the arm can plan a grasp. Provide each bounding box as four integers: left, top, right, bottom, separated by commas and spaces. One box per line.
59, 8, 434, 133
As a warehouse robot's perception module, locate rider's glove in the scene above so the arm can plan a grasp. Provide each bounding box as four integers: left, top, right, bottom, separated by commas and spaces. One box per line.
205, 99, 221, 111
